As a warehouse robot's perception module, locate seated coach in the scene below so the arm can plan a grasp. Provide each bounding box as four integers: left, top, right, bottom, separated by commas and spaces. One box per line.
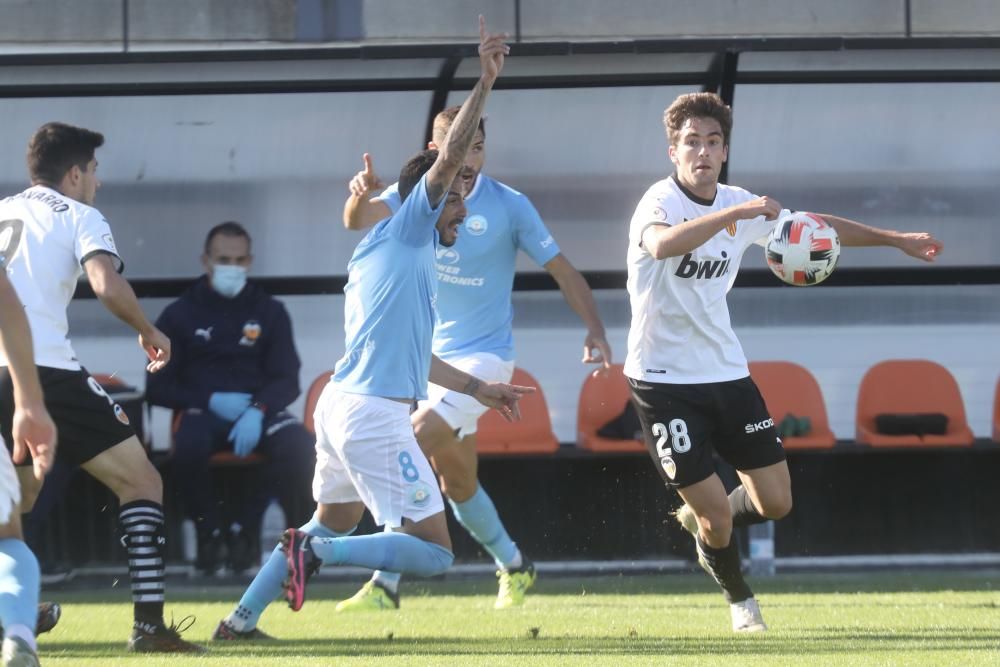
146, 222, 315, 574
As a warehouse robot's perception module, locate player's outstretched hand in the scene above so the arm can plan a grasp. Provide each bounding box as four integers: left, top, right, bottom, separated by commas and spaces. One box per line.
473, 381, 535, 422
739, 196, 783, 221
12, 400, 57, 481
478, 15, 509, 84
349, 153, 385, 197
140, 327, 172, 373
896, 232, 943, 262
583, 331, 613, 371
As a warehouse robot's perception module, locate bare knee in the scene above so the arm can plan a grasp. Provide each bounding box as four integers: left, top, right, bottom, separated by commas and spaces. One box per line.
438, 468, 477, 503
115, 461, 163, 504
758, 492, 792, 521
316, 502, 364, 534
695, 509, 733, 548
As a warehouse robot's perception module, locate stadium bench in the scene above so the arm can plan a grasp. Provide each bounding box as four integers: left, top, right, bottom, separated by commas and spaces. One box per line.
476, 367, 559, 455
576, 363, 645, 453
303, 370, 335, 434
855, 359, 974, 447
748, 361, 836, 450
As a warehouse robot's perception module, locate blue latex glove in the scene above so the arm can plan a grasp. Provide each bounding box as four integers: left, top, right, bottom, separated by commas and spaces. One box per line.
208, 392, 253, 422
228, 407, 264, 458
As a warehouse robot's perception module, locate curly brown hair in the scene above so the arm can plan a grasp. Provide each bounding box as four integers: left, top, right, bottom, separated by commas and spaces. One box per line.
663, 93, 732, 147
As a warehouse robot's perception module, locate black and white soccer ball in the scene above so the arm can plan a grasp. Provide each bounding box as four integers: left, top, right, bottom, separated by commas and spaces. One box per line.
765, 211, 840, 286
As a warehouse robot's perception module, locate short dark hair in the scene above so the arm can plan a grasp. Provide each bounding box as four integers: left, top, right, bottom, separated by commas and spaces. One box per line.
27, 122, 105, 185
663, 93, 733, 147
204, 221, 252, 255
398, 149, 440, 203
431, 106, 486, 145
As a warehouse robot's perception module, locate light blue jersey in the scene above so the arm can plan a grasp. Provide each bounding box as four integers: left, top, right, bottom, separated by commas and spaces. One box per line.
333, 175, 444, 400
379, 174, 559, 361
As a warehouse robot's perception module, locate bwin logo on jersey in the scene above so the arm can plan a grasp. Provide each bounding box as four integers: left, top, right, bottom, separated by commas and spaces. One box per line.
674, 251, 731, 280
436, 247, 460, 265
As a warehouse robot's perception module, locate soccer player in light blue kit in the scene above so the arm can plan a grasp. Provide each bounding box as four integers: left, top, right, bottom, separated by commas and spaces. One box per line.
0, 268, 57, 667
213, 17, 530, 639
338, 93, 612, 613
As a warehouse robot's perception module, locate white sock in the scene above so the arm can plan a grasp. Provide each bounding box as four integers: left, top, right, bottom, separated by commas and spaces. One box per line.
4, 624, 37, 651
373, 572, 400, 594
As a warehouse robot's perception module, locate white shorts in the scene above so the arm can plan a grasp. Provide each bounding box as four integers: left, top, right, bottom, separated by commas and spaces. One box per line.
0, 436, 20, 525
421, 353, 515, 438
312, 386, 444, 528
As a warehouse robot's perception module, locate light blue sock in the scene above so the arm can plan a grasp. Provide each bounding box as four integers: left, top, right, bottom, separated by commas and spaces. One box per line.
310, 533, 453, 578
370, 525, 402, 592
449, 485, 519, 569
228, 514, 354, 631
0, 539, 40, 646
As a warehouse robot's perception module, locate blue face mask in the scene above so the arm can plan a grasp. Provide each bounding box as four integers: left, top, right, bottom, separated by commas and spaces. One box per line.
211, 264, 247, 298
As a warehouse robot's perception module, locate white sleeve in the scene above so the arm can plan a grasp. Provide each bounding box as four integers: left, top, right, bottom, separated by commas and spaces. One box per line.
745, 208, 791, 248
629, 186, 679, 249
75, 208, 123, 272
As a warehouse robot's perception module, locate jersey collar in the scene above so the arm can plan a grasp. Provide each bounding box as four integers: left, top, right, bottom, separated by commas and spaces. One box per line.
465, 172, 485, 203
670, 173, 716, 207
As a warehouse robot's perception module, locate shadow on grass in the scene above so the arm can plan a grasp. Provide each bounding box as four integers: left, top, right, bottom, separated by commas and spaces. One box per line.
46, 571, 1000, 606
43, 628, 1000, 660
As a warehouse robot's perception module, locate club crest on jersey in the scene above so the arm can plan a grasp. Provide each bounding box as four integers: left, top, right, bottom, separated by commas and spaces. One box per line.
660, 456, 677, 480
651, 206, 667, 222
436, 247, 460, 265
674, 250, 731, 280
465, 215, 488, 236
239, 321, 261, 346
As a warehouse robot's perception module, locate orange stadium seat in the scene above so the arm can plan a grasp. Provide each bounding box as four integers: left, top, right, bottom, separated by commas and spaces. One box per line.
993, 377, 1000, 444
476, 367, 559, 455
856, 359, 974, 448
303, 370, 335, 434
576, 364, 645, 453
748, 361, 836, 450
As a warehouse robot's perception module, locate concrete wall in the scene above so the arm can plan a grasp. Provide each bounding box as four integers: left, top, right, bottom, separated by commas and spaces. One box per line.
1, 0, 1000, 45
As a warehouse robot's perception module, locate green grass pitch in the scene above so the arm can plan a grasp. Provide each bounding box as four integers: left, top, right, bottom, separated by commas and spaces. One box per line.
35, 571, 1000, 666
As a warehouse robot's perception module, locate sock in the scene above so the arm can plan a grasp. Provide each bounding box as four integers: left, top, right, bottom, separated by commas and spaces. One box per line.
449, 485, 519, 569
729, 485, 769, 528
310, 533, 453, 578
119, 500, 166, 627
227, 514, 354, 632
372, 570, 401, 594
0, 539, 40, 648
696, 535, 753, 604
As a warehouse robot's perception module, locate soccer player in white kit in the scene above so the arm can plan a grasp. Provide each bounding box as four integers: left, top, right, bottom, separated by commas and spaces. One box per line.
0, 269, 57, 667
0, 123, 202, 653
214, 17, 532, 639
625, 92, 943, 632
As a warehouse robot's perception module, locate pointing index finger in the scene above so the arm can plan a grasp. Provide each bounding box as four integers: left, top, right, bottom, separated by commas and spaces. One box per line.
479, 15, 486, 41
362, 153, 374, 174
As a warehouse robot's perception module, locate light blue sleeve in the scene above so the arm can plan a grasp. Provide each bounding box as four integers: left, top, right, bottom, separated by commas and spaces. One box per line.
384, 175, 444, 247
377, 182, 403, 215
511, 192, 560, 266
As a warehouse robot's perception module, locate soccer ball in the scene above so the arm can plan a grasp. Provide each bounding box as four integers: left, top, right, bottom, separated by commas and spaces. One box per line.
765, 212, 840, 286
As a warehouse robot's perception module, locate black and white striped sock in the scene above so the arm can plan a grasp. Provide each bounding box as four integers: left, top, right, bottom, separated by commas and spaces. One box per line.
119, 500, 166, 627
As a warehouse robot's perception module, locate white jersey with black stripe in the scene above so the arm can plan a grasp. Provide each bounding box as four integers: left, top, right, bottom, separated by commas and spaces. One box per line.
624, 174, 784, 385
0, 185, 123, 370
